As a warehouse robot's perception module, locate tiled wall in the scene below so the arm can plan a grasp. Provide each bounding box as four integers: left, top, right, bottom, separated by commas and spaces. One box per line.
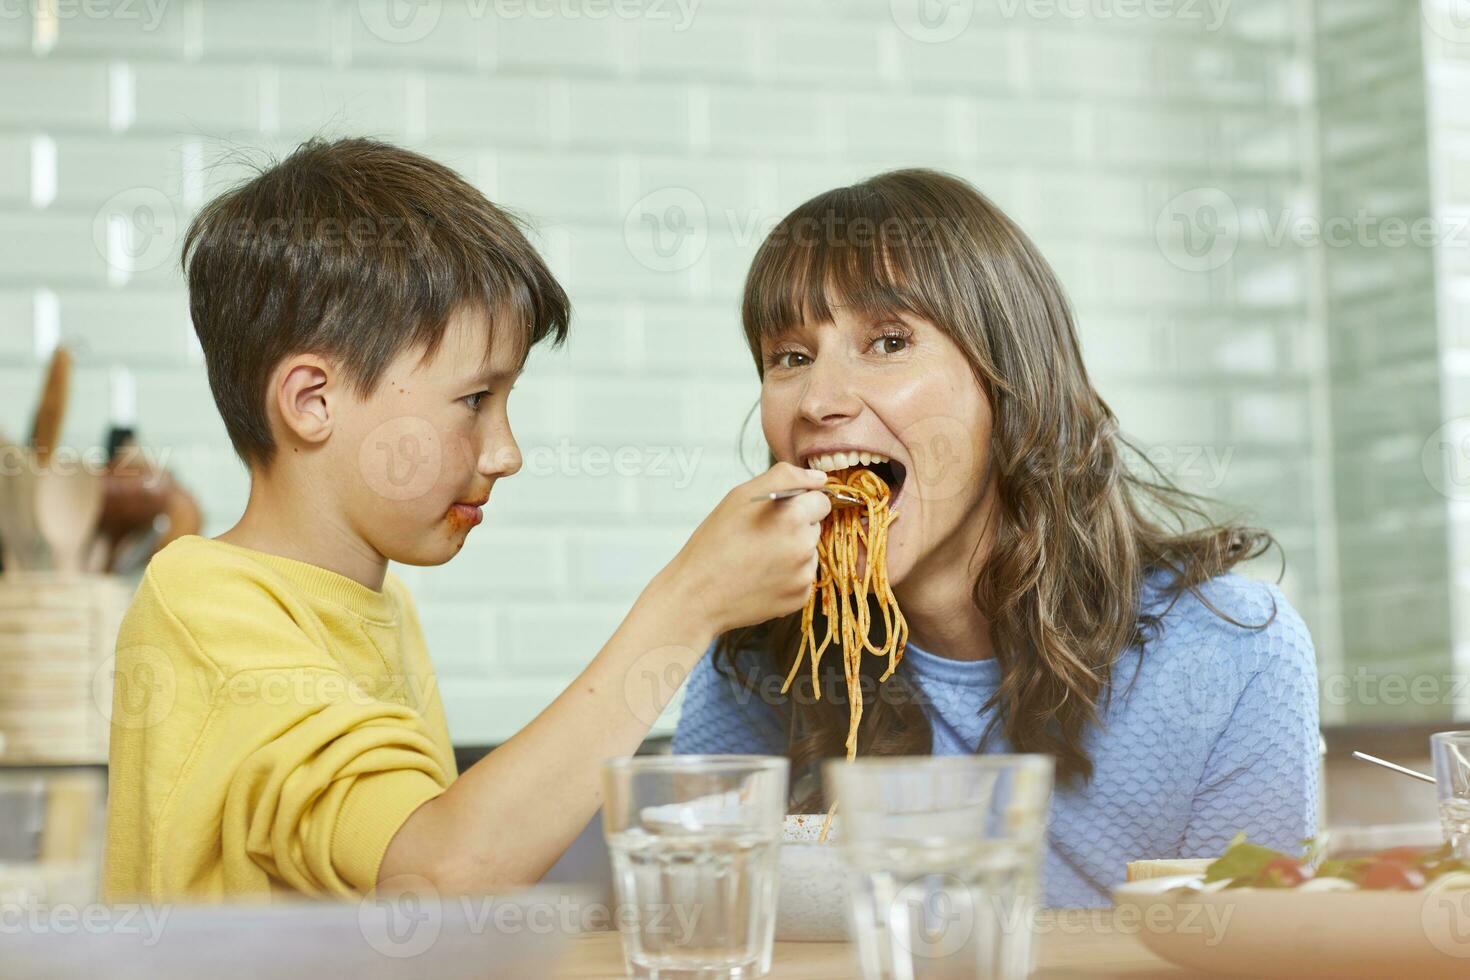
0, 0, 1457, 742
1424, 2, 1470, 701
1312, 0, 1450, 725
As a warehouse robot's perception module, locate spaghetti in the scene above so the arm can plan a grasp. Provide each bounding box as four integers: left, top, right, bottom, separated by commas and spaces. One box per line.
780, 466, 908, 840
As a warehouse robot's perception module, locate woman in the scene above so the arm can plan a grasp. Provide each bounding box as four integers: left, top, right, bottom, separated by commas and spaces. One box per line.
671, 169, 1320, 908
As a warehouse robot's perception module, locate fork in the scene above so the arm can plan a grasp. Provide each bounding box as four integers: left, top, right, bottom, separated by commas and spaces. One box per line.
1351, 751, 1436, 784
752, 486, 865, 507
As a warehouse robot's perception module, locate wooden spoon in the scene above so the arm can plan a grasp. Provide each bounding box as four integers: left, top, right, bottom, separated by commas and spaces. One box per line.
34, 468, 105, 574
0, 450, 46, 571
30, 346, 71, 466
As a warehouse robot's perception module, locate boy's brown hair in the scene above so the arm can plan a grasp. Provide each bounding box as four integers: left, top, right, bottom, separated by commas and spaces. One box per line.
182, 137, 570, 468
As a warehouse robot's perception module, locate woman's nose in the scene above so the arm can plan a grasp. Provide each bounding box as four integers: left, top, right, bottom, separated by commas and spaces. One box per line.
798, 357, 862, 424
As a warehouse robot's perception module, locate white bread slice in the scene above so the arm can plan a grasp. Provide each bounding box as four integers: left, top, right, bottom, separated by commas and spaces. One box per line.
1126, 858, 1214, 882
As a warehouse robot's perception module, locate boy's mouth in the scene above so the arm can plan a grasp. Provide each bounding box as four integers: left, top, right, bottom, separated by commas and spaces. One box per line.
448, 495, 489, 530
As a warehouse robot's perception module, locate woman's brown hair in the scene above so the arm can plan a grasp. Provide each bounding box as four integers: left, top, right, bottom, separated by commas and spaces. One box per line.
716, 169, 1274, 808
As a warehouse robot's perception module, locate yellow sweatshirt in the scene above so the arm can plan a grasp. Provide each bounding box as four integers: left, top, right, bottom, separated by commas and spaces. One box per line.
103, 535, 456, 902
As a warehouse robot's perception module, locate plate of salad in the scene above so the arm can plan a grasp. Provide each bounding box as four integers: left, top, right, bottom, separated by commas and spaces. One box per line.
1112, 834, 1470, 978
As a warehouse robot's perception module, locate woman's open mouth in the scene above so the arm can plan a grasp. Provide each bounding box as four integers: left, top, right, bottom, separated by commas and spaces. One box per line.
803, 450, 908, 511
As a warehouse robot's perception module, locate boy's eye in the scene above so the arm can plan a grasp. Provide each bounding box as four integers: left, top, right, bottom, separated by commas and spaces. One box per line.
463, 391, 489, 411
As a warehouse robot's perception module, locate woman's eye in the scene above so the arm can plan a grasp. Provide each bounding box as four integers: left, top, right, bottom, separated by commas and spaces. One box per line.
772, 350, 811, 369
873, 334, 909, 354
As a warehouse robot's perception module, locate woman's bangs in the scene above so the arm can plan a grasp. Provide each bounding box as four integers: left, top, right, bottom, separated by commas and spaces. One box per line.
743, 191, 936, 355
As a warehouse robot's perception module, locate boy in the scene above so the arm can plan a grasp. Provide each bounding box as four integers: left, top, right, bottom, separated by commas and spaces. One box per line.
103, 137, 829, 901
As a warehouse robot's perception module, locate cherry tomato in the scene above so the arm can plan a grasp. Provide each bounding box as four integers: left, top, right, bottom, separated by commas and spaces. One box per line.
1257, 857, 1311, 887
1374, 847, 1427, 865
1359, 860, 1425, 891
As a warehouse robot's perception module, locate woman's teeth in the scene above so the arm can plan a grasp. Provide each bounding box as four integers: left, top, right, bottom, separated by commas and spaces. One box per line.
805, 451, 891, 472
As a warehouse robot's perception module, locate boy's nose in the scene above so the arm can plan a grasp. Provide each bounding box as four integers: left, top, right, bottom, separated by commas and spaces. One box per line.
483, 442, 522, 478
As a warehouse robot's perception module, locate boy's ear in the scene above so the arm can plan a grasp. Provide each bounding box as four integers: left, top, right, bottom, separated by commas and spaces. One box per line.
274, 355, 334, 448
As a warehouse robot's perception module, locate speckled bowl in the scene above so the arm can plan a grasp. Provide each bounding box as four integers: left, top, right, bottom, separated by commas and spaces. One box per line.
775, 814, 850, 942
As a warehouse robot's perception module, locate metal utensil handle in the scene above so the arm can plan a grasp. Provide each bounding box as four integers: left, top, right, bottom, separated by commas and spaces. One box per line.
1351, 750, 1437, 784
750, 487, 864, 506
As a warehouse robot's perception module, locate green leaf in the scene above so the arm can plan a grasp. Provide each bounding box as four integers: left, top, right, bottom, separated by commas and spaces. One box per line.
1202, 836, 1291, 884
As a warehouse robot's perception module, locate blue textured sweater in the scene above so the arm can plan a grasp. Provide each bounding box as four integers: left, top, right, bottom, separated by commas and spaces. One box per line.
671, 572, 1320, 907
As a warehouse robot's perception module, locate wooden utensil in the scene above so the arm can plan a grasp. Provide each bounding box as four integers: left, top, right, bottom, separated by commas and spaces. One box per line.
156, 482, 202, 548
29, 347, 71, 466
97, 461, 172, 569
34, 469, 105, 574
0, 462, 46, 572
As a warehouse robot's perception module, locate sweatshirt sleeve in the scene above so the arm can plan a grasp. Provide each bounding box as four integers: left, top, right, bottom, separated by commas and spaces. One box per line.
1181, 586, 1321, 857
672, 644, 788, 756
124, 563, 452, 899
216, 671, 452, 896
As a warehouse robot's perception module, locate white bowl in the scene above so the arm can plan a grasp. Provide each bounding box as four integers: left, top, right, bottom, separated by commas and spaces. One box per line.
775, 814, 849, 942
1113, 877, 1470, 979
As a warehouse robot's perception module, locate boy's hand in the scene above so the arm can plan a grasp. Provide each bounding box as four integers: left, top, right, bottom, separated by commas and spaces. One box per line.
657, 462, 831, 636
381, 462, 831, 896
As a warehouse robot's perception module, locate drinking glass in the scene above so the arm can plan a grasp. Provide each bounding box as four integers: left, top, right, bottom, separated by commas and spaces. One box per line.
1431, 731, 1470, 858
602, 755, 787, 980
824, 755, 1054, 980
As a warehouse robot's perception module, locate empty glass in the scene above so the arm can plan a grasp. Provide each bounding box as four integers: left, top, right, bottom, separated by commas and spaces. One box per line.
1431, 731, 1470, 858
824, 755, 1054, 980
602, 755, 787, 980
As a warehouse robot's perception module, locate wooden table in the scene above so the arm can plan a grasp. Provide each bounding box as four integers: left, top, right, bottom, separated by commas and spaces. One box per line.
554, 910, 1191, 978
